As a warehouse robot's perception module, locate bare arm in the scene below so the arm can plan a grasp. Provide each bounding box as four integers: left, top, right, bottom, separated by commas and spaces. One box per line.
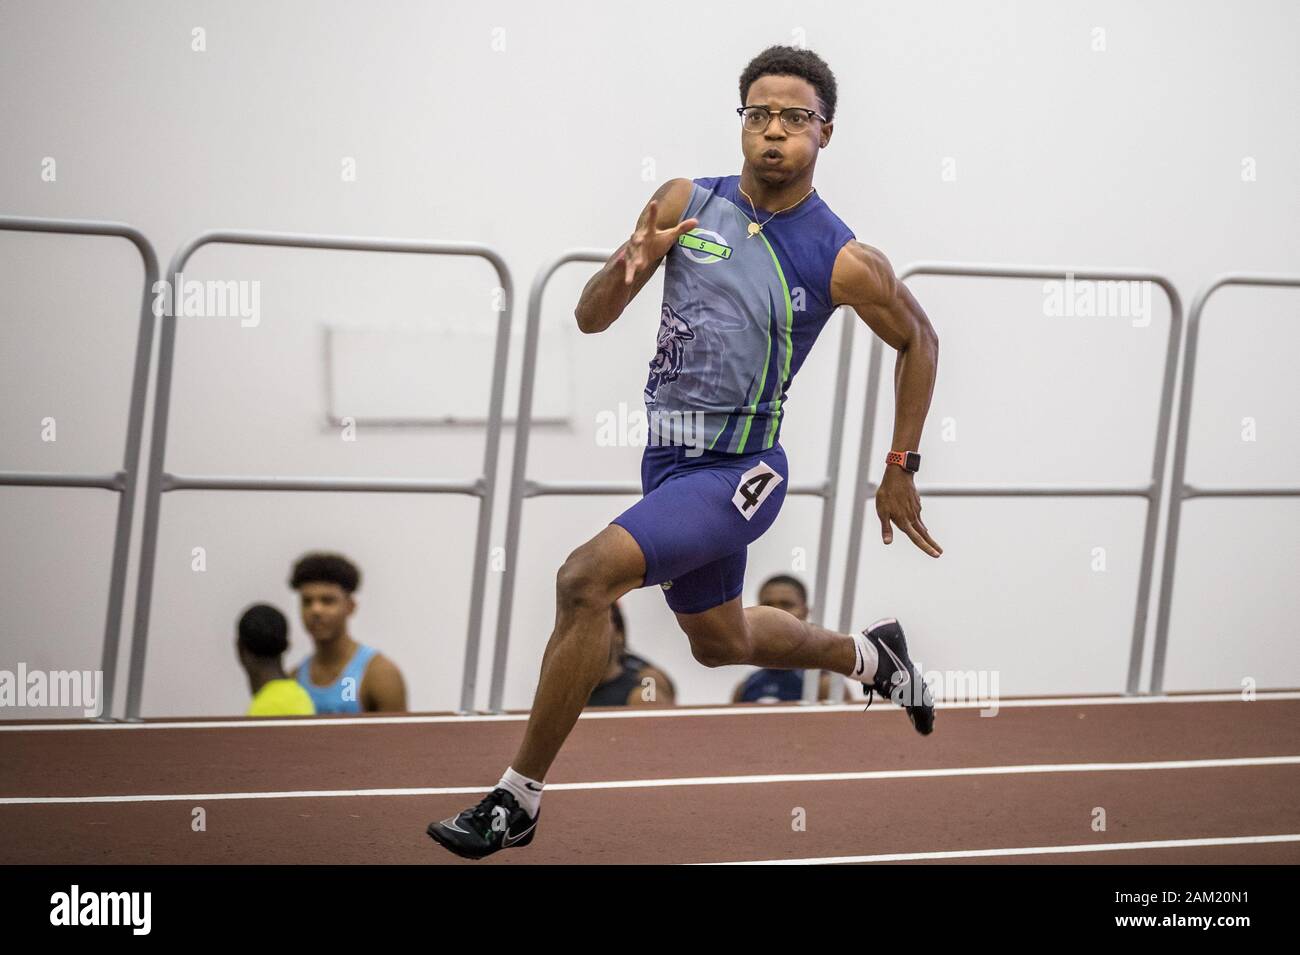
830, 241, 943, 557
574, 178, 696, 334
362, 654, 407, 712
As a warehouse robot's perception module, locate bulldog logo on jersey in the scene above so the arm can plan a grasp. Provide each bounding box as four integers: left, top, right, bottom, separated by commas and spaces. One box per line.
644, 303, 695, 402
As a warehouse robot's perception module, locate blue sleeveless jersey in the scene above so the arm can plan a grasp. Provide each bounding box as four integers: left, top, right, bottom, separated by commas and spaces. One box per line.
644, 174, 856, 454
295, 643, 378, 714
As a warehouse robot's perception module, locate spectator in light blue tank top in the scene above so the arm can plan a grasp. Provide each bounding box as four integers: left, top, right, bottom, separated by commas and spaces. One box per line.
288, 551, 407, 714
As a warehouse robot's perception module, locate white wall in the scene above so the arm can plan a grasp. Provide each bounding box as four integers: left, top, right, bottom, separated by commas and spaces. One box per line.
1, 0, 1296, 717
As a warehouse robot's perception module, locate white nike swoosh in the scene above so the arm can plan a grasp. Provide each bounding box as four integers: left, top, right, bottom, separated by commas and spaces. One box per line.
440, 816, 471, 834
877, 639, 911, 696
503, 820, 537, 846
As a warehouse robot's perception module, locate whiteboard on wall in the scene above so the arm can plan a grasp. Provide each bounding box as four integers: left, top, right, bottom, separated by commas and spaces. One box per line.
325, 322, 573, 425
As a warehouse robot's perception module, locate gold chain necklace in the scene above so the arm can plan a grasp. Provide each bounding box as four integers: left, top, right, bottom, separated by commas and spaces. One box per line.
737, 183, 815, 237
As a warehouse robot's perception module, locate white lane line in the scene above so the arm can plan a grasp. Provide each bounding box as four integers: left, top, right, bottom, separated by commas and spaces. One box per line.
2, 691, 1297, 732
3, 754, 1297, 806
706, 833, 1300, 865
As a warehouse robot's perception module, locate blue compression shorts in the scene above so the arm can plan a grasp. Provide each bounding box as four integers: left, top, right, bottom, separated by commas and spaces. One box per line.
610, 441, 789, 615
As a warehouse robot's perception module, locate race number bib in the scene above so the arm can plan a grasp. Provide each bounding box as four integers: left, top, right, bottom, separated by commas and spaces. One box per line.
732, 461, 783, 521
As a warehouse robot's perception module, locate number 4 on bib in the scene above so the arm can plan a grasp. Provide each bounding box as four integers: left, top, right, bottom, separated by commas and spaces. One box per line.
732, 461, 783, 520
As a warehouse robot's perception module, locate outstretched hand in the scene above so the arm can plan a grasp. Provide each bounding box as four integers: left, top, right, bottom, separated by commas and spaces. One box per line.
623, 199, 699, 284
877, 467, 942, 557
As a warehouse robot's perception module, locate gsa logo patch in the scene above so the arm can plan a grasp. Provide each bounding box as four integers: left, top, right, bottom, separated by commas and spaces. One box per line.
678, 228, 732, 264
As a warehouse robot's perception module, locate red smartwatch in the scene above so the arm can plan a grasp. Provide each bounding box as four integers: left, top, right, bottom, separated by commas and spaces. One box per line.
886, 450, 921, 473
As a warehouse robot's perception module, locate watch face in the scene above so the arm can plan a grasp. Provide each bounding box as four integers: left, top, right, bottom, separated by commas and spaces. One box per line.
905, 452, 921, 472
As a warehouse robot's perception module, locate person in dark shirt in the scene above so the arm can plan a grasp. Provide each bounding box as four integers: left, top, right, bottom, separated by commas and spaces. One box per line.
731, 574, 852, 703
586, 601, 676, 707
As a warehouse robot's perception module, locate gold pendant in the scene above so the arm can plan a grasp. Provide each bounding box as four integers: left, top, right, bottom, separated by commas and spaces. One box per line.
746, 221, 761, 237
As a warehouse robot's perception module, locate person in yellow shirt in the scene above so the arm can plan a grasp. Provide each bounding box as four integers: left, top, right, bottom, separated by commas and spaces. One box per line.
237, 603, 315, 717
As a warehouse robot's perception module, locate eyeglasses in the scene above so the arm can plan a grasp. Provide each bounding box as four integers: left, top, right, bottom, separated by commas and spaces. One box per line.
737, 105, 826, 134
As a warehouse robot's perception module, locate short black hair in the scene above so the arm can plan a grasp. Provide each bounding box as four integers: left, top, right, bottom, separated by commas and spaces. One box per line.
739, 45, 838, 123
238, 603, 289, 658
289, 551, 361, 594
760, 573, 808, 605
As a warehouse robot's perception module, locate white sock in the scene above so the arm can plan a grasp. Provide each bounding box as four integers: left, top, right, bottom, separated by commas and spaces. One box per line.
848, 630, 880, 682
497, 766, 543, 818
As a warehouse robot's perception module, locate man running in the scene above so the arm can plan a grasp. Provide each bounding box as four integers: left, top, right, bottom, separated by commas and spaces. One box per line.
429, 44, 942, 860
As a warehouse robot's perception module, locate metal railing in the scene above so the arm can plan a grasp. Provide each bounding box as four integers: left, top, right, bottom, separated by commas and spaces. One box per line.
486, 249, 858, 713
11, 218, 1290, 715
123, 230, 513, 719
1149, 274, 1300, 693
830, 263, 1183, 701
0, 216, 160, 721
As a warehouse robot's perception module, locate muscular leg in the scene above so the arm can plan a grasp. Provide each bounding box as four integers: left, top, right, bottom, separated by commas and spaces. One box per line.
510, 523, 647, 780
675, 596, 861, 674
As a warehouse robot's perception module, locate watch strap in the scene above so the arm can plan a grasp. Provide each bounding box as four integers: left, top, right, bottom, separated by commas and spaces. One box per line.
886, 450, 921, 473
